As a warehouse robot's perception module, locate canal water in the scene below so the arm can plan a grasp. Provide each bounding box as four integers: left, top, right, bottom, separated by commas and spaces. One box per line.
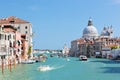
0, 55, 120, 80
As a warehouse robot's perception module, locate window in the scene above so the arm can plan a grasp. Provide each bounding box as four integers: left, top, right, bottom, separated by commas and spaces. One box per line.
10, 42, 12, 47
2, 27, 4, 30
5, 35, 6, 40
25, 31, 28, 34
8, 35, 9, 40
18, 49, 20, 52
21, 47, 23, 50
9, 35, 11, 39
0, 34, 1, 40
0, 34, 4, 40
18, 26, 20, 29
13, 35, 15, 39
25, 26, 27, 29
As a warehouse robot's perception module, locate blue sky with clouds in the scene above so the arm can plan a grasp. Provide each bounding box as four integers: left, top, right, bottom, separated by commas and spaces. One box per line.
0, 0, 120, 49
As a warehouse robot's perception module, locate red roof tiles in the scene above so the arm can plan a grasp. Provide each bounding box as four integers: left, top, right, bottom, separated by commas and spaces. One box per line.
0, 16, 29, 24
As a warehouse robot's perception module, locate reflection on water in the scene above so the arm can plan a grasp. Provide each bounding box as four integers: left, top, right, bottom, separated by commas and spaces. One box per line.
101, 67, 120, 73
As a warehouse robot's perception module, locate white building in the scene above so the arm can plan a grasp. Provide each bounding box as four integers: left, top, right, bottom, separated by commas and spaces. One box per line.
83, 18, 98, 40
110, 49, 120, 59
70, 18, 99, 57
0, 25, 15, 65
0, 26, 8, 56
100, 26, 113, 38
62, 44, 69, 56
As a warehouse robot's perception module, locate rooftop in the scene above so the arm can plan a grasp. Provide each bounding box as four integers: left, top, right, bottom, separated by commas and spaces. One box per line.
0, 16, 29, 24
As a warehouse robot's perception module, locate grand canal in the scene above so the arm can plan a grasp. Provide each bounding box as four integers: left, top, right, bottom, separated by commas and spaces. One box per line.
0, 54, 120, 80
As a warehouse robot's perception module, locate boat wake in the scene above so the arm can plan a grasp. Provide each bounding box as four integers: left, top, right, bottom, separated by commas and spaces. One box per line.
38, 65, 64, 72
54, 65, 64, 69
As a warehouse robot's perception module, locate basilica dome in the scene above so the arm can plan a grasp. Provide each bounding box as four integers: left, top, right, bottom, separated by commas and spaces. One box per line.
83, 19, 98, 39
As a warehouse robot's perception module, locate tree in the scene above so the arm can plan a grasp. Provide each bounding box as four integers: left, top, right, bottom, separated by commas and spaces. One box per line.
27, 46, 32, 55
111, 46, 118, 50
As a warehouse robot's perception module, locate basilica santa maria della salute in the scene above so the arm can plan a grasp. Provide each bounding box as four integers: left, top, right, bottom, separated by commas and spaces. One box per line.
69, 18, 117, 58
82, 18, 113, 40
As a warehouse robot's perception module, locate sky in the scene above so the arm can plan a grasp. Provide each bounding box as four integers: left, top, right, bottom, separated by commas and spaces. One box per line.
0, 0, 120, 50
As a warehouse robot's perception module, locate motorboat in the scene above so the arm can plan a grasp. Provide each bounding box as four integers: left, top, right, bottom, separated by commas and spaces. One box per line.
79, 55, 87, 61
39, 56, 46, 62
38, 65, 51, 71
50, 54, 54, 57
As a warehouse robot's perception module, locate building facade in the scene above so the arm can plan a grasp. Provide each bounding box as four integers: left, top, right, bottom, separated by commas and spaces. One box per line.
0, 16, 33, 65
0, 16, 33, 58
62, 44, 69, 57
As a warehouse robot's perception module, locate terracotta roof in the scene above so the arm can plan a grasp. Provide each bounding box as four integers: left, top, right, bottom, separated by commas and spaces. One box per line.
0, 16, 29, 24
71, 38, 86, 44
107, 44, 118, 48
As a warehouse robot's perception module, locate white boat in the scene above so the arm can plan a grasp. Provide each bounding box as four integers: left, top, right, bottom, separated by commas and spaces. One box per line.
79, 55, 87, 61
38, 65, 51, 71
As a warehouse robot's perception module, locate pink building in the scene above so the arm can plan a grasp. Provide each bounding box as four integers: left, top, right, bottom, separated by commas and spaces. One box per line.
0, 24, 28, 63
0, 16, 33, 63
3, 25, 22, 62
21, 34, 28, 60
0, 16, 33, 58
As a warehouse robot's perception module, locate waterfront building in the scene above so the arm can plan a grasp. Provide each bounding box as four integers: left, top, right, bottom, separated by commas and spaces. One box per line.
0, 16, 33, 58
70, 18, 120, 58
70, 18, 99, 57
62, 44, 69, 57
3, 25, 18, 58
0, 24, 23, 64
70, 38, 85, 57
70, 38, 104, 57
0, 25, 9, 64
21, 34, 28, 60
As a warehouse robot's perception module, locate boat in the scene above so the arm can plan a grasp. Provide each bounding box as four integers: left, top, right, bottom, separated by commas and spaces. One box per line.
21, 60, 35, 64
38, 65, 51, 71
79, 55, 87, 61
39, 56, 46, 62
50, 54, 54, 57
